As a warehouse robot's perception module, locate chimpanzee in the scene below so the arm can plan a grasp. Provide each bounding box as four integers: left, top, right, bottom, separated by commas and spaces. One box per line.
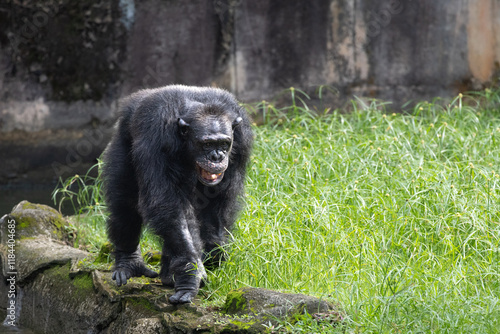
102, 85, 253, 304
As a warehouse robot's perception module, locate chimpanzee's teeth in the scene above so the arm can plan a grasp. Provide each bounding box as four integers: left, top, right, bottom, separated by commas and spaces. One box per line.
201, 169, 221, 181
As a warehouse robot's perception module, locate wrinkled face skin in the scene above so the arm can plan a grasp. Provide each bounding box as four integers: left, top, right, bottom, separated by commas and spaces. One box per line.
179, 113, 235, 186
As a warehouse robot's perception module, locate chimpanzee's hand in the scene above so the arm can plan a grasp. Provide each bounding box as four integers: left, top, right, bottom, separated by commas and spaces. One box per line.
112, 248, 158, 286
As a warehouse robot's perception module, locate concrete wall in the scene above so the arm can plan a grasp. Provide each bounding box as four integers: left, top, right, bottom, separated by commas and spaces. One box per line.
0, 0, 499, 183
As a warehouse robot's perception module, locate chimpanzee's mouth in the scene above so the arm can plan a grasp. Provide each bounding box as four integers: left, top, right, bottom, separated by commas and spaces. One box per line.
196, 165, 225, 186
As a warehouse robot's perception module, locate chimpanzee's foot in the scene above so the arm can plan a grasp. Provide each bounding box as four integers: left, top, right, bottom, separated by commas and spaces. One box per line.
168, 261, 207, 304
112, 248, 158, 286
169, 289, 199, 304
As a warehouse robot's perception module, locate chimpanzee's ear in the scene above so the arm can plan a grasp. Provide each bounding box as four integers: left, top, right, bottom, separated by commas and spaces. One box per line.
178, 118, 190, 136
232, 117, 243, 129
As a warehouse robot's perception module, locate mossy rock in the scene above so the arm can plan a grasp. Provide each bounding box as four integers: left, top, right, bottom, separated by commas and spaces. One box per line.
223, 287, 340, 325
220, 287, 343, 332
1, 200, 73, 242
8, 234, 89, 282
19, 262, 121, 332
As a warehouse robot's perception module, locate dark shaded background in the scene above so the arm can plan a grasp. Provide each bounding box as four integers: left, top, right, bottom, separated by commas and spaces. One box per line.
0, 0, 499, 201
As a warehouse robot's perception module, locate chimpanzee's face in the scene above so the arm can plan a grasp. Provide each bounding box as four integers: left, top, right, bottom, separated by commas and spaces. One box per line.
178, 108, 240, 186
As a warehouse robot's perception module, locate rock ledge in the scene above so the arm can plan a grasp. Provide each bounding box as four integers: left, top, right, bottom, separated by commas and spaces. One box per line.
0, 201, 343, 333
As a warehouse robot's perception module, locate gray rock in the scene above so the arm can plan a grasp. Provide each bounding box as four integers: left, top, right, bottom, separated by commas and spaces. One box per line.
224, 287, 333, 318
222, 287, 344, 331
1, 201, 71, 242
11, 237, 88, 282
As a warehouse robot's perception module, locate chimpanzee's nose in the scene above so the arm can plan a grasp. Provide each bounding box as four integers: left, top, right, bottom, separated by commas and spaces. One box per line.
209, 150, 224, 162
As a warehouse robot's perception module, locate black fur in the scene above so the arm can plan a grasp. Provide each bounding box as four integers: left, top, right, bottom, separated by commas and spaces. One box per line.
102, 85, 253, 304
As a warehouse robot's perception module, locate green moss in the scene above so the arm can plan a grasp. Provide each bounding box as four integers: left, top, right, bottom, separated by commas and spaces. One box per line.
45, 264, 69, 281
223, 289, 248, 314
131, 298, 150, 309
16, 216, 33, 230
72, 272, 94, 294
21, 202, 44, 211
127, 298, 157, 312
43, 264, 95, 303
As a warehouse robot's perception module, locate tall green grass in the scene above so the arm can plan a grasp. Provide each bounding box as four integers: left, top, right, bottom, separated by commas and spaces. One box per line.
55, 88, 500, 333
52, 162, 108, 251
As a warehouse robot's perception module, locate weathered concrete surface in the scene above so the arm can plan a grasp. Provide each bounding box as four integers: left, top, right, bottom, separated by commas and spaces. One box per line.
0, 201, 342, 333
1, 0, 499, 183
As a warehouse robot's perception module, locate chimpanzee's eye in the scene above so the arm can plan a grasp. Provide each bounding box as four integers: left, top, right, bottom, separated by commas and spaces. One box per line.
203, 142, 211, 149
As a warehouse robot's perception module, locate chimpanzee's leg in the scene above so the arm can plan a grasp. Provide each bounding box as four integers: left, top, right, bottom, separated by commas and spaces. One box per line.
159, 247, 173, 287
157, 209, 207, 304
104, 140, 158, 286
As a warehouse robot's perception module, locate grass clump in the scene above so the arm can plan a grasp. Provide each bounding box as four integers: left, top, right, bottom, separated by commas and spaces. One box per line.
54, 88, 500, 333
52, 161, 108, 252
